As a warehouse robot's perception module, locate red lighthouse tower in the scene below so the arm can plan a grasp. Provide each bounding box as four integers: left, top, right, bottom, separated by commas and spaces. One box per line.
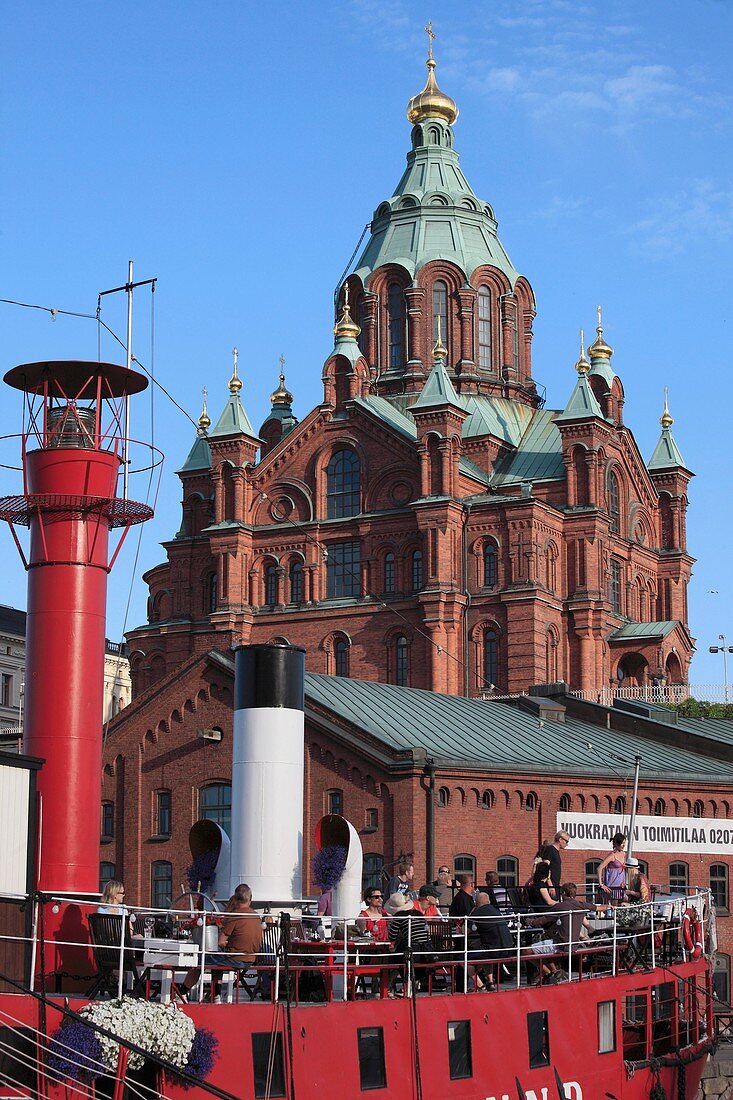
0, 360, 153, 897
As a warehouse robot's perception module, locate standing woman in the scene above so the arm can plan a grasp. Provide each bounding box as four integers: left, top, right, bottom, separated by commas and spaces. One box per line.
598, 832, 627, 904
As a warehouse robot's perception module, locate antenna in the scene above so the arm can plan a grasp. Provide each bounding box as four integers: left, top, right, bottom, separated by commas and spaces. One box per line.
98, 262, 157, 498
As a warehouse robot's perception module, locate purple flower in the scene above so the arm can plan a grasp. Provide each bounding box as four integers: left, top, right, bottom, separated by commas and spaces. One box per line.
48, 1021, 104, 1082
178, 1028, 218, 1088
186, 848, 219, 893
313, 845, 347, 891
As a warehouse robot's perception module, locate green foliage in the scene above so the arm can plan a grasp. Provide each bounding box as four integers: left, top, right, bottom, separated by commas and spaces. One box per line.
665, 699, 733, 720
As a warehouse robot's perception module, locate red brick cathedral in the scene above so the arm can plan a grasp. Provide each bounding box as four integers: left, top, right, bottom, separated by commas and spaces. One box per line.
127, 49, 693, 702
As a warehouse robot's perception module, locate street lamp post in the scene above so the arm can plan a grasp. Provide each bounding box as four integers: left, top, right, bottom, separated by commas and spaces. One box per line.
709, 635, 733, 704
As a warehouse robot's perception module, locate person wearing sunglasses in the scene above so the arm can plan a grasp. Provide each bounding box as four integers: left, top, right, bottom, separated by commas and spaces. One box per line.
357, 887, 389, 941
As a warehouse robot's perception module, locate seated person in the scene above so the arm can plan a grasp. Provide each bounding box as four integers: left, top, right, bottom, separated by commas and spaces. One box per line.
484, 871, 508, 912
412, 884, 442, 918
449, 873, 476, 919
97, 879, 141, 941
386, 892, 435, 990
626, 867, 652, 904
181, 883, 262, 999
552, 883, 593, 950
357, 887, 390, 941
456, 891, 514, 991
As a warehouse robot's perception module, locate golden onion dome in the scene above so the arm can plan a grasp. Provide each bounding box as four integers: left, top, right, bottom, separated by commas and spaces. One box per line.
270, 369, 293, 407
228, 347, 243, 394
432, 315, 447, 360
333, 283, 361, 340
406, 24, 458, 125
574, 329, 590, 374
660, 387, 674, 430
588, 306, 613, 360
197, 387, 211, 433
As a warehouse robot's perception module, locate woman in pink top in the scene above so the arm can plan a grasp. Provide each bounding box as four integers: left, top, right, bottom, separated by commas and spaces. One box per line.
357, 887, 389, 941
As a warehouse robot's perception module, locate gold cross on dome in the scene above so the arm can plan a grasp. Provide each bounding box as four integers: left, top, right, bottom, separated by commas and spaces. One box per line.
232, 346, 238, 371
425, 20, 435, 59
279, 353, 286, 371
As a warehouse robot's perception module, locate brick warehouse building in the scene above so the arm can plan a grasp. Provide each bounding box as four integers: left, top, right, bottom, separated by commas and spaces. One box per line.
100, 52, 731, 983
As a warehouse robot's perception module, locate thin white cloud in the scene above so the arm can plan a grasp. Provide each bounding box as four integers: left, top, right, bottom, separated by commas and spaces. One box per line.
625, 179, 733, 259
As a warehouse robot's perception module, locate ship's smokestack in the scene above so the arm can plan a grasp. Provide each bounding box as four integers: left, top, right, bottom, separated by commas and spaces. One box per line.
229, 643, 305, 901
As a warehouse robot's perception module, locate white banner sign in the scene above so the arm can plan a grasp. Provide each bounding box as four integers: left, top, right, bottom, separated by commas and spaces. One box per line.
557, 812, 733, 855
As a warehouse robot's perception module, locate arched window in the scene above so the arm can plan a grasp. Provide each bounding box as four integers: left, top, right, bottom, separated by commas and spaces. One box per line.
711, 864, 729, 913
264, 563, 278, 606
199, 783, 231, 837
395, 635, 409, 686
585, 859, 601, 905
483, 542, 497, 588
411, 550, 423, 592
482, 790, 494, 810
327, 449, 361, 519
559, 793, 571, 812
477, 285, 491, 369
692, 799, 704, 819
387, 283, 404, 369
526, 792, 538, 811
362, 853, 383, 893
546, 543, 558, 593
714, 953, 731, 1007
433, 280, 448, 347
497, 856, 518, 888
607, 470, 621, 534
660, 493, 674, 549
609, 559, 622, 614
614, 796, 626, 814
327, 789, 343, 815
546, 628, 559, 682
289, 560, 303, 604
384, 552, 395, 595
101, 801, 114, 840
669, 861, 688, 895
155, 790, 172, 837
454, 854, 476, 879
99, 861, 116, 894
334, 638, 349, 677
151, 861, 173, 909
654, 798, 666, 817
437, 786, 450, 807
483, 629, 498, 688
205, 571, 217, 614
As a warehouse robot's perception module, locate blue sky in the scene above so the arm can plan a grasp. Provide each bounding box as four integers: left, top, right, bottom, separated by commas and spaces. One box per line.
1, 0, 731, 686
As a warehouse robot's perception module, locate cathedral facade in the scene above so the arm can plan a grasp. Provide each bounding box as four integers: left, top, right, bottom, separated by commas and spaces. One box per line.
126, 51, 693, 703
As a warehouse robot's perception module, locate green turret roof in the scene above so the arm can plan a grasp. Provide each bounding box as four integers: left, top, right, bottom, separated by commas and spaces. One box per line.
210, 392, 257, 439
648, 428, 686, 470
648, 391, 687, 471
354, 114, 519, 286
177, 433, 211, 473
411, 352, 463, 412
555, 373, 604, 423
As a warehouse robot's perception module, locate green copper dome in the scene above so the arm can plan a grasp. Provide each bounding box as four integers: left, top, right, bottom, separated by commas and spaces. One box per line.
354, 114, 519, 286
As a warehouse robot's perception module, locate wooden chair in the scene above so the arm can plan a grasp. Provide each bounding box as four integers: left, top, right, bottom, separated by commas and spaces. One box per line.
86, 914, 146, 998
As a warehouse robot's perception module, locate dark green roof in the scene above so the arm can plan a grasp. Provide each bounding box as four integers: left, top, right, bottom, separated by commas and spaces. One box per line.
412, 356, 462, 412
648, 427, 686, 471
303, 672, 733, 781
490, 408, 566, 486
210, 393, 257, 439
555, 373, 603, 423
177, 433, 212, 474
609, 621, 678, 641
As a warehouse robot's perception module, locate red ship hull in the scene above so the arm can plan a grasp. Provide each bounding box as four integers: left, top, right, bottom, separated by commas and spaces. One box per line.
0, 956, 712, 1100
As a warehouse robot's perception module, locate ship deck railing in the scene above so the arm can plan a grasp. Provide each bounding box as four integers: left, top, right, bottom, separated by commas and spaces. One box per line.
0, 888, 713, 1005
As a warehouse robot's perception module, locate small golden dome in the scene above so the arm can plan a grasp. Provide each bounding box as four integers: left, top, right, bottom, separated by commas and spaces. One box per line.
228, 347, 243, 394
333, 283, 361, 340
270, 365, 293, 407
406, 23, 458, 125
432, 314, 447, 361
588, 305, 613, 360
574, 329, 590, 374
660, 387, 673, 429
197, 387, 211, 433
